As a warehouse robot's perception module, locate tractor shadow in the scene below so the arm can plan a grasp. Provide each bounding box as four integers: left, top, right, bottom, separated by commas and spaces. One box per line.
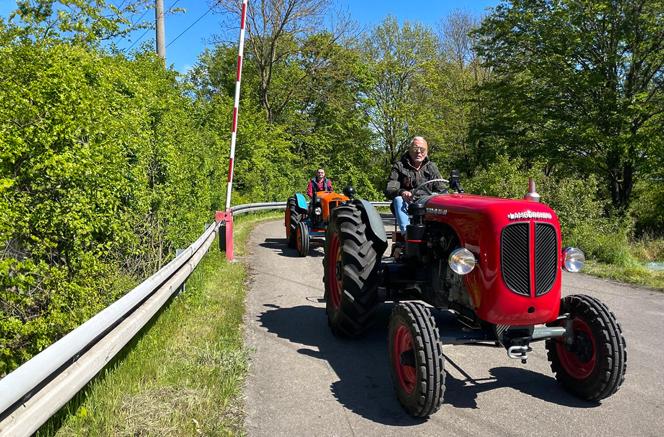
259, 237, 325, 257
258, 304, 595, 426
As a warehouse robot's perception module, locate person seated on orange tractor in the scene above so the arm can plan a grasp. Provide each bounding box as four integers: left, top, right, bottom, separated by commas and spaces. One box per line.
306, 168, 333, 198
385, 136, 446, 233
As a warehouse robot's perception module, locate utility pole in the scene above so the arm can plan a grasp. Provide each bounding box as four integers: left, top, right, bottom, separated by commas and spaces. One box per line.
155, 0, 166, 60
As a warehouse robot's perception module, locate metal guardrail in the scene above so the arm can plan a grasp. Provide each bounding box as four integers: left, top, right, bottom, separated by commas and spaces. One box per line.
0, 200, 391, 436
0, 222, 219, 436
232, 201, 286, 214
231, 201, 391, 214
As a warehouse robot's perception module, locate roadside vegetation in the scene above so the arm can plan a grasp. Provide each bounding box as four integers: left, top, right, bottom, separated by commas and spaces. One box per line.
2, 0, 663, 384
37, 212, 279, 436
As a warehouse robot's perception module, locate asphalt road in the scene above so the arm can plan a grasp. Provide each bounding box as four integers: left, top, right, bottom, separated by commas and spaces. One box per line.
243, 220, 664, 437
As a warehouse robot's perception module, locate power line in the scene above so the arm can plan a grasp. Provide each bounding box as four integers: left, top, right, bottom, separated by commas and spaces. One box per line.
134, 0, 180, 26
126, 27, 151, 51
133, 5, 152, 25
166, 1, 217, 48
169, 0, 183, 12
125, 0, 183, 52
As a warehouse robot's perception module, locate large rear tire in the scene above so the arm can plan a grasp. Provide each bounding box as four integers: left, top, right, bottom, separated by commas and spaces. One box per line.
285, 197, 298, 248
323, 203, 385, 337
388, 302, 445, 417
295, 221, 309, 257
545, 294, 627, 401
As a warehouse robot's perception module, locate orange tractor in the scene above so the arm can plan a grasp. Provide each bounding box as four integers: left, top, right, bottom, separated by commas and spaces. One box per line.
285, 188, 352, 256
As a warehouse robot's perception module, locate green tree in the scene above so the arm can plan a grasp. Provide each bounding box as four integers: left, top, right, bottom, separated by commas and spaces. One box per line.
421, 10, 489, 176
194, 29, 379, 199
0, 41, 226, 374
213, 0, 346, 123
474, 0, 664, 210
6, 0, 151, 46
362, 16, 440, 168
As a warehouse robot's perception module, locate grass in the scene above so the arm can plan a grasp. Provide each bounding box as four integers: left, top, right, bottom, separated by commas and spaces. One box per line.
37, 211, 281, 436
582, 237, 664, 291
583, 260, 664, 290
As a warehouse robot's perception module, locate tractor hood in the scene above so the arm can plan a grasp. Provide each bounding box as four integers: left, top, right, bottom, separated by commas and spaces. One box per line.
424, 193, 557, 222
424, 193, 563, 325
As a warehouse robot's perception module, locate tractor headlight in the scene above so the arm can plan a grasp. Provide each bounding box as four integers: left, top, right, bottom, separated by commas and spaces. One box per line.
563, 247, 585, 272
448, 248, 476, 275
314, 207, 322, 215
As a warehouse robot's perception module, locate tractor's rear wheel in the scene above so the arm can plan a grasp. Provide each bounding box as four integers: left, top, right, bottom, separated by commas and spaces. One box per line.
295, 221, 309, 257
285, 197, 298, 248
323, 203, 384, 337
388, 302, 445, 417
545, 294, 627, 401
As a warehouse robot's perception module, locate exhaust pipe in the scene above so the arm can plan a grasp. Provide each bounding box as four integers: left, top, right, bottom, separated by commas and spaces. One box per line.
524, 177, 540, 202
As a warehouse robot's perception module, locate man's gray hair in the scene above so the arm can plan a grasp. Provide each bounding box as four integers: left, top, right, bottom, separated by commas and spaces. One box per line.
410, 136, 428, 148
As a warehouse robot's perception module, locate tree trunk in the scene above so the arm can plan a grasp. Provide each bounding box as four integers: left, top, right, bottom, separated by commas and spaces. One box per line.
607, 157, 634, 211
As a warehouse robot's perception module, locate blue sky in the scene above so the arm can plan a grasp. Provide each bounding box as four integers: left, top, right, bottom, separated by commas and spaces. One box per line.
1, 1, 501, 72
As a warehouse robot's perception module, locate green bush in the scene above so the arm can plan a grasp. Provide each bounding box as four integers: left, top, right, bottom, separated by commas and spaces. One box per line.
630, 177, 664, 237
464, 156, 635, 266
464, 155, 531, 198
0, 42, 225, 375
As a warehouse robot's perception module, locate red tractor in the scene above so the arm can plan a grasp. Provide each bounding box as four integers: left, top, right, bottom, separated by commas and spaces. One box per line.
323, 179, 627, 417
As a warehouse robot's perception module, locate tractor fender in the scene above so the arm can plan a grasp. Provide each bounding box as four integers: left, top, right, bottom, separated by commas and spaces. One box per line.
294, 193, 309, 212
357, 199, 388, 247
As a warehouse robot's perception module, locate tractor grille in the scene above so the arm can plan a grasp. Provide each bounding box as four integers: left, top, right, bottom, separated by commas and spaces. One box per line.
501, 222, 558, 297
535, 223, 557, 295
501, 223, 530, 296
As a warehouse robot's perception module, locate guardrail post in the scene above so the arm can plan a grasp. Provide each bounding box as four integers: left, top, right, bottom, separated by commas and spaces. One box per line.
215, 210, 234, 261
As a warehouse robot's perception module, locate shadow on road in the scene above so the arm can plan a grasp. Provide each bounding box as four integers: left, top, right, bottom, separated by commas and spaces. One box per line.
258, 303, 595, 426
259, 238, 325, 258
443, 360, 594, 409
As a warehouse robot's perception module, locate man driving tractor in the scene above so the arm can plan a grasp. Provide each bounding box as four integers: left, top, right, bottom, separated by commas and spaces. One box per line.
385, 136, 446, 233
306, 168, 333, 198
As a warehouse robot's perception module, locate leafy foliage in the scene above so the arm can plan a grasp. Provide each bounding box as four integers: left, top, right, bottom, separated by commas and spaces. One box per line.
473, 0, 664, 210
8, 0, 151, 46
0, 42, 224, 375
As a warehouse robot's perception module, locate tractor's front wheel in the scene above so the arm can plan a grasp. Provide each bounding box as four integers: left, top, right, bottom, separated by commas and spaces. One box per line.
545, 294, 627, 401
323, 203, 384, 337
295, 221, 309, 257
388, 302, 445, 417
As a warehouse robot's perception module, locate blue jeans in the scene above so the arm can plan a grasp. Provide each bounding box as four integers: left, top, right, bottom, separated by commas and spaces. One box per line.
392, 196, 410, 233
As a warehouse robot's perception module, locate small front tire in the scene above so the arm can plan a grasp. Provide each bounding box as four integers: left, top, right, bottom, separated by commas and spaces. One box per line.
295, 221, 310, 257
388, 302, 445, 417
545, 294, 627, 401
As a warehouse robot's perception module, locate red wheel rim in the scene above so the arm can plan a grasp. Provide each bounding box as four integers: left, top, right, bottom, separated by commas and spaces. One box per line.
327, 234, 342, 309
285, 208, 291, 239
393, 324, 417, 394
296, 226, 302, 252
556, 318, 597, 379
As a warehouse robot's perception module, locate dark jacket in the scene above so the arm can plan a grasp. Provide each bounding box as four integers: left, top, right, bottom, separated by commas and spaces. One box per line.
385, 153, 445, 199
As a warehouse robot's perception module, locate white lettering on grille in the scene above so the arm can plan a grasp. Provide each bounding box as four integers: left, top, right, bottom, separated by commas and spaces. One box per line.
507, 211, 552, 220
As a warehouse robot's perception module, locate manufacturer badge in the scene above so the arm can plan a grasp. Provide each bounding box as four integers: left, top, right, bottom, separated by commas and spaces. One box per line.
507, 211, 552, 220
426, 208, 448, 216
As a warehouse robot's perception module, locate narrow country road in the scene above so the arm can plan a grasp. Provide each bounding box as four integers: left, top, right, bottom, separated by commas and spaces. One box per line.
243, 220, 664, 437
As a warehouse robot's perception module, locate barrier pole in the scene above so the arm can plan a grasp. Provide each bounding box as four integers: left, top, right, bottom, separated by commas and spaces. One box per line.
220, 0, 248, 261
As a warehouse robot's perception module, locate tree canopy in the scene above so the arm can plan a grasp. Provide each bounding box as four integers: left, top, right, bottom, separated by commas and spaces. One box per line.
474, 0, 664, 210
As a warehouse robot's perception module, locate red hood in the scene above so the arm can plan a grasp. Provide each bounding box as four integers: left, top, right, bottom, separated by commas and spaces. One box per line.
425, 193, 557, 219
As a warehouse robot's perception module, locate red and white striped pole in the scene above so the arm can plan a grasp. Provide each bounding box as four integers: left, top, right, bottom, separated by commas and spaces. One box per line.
226, 0, 248, 211
218, 0, 248, 261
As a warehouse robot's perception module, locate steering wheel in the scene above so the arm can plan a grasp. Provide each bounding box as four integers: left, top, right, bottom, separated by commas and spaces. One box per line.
412, 178, 449, 196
